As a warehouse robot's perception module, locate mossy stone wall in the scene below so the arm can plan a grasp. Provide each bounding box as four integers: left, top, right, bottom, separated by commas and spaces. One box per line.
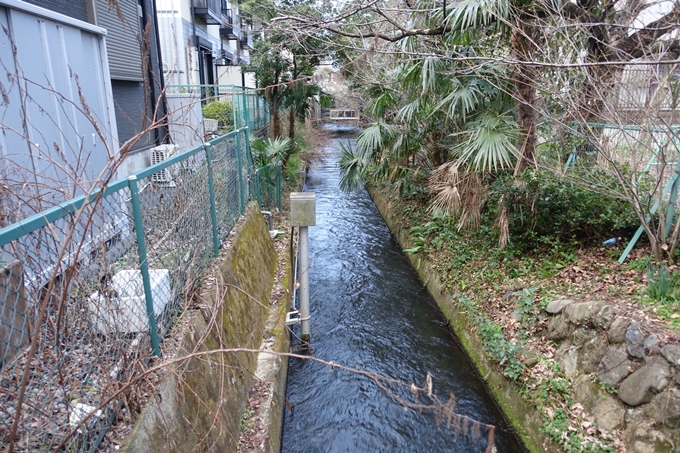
122, 202, 277, 453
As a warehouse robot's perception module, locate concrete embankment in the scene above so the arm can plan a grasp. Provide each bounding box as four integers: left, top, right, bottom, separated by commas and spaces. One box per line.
368, 184, 680, 453
122, 202, 290, 453
367, 185, 546, 453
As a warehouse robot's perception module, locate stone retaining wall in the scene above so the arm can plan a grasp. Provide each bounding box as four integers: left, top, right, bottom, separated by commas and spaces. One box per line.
546, 299, 680, 452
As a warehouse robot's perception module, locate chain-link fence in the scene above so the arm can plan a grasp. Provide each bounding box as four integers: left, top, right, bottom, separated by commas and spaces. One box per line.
254, 163, 283, 212
0, 126, 276, 452
166, 84, 270, 135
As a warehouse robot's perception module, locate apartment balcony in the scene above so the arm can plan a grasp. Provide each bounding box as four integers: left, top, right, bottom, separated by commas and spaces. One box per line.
239, 32, 253, 50
216, 48, 234, 65
219, 8, 241, 39
193, 0, 221, 25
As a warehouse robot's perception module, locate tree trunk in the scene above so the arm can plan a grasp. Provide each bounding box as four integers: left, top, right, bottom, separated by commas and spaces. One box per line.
288, 108, 296, 140
510, 16, 536, 175
268, 94, 281, 139
511, 21, 537, 174
514, 71, 536, 173
580, 62, 622, 124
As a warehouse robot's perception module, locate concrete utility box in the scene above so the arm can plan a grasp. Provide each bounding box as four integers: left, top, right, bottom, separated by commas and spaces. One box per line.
290, 192, 316, 227
88, 269, 172, 334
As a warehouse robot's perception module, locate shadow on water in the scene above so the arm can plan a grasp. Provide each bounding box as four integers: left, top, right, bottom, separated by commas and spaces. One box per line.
281, 123, 526, 453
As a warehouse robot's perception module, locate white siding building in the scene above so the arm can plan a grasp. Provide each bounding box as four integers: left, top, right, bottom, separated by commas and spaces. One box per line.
156, 0, 255, 87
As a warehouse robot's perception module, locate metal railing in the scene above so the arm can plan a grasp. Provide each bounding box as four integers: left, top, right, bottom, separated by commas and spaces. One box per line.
193, 0, 221, 15
166, 84, 269, 133
0, 127, 279, 451
617, 66, 679, 111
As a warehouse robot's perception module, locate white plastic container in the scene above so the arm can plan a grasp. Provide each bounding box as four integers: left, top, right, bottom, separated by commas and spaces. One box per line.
88, 269, 172, 333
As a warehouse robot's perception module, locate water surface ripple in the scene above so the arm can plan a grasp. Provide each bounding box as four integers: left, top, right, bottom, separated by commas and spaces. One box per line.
281, 124, 524, 453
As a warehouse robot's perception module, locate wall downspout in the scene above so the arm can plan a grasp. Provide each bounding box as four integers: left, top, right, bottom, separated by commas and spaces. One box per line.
150, 0, 169, 144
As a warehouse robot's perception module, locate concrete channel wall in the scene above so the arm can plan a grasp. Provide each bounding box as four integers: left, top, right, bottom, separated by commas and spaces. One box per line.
122, 202, 289, 453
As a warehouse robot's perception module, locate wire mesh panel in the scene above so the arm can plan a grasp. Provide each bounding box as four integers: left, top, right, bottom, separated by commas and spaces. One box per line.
0, 187, 144, 452
210, 134, 243, 240
255, 163, 283, 211
166, 84, 269, 133
133, 153, 214, 332
0, 126, 276, 451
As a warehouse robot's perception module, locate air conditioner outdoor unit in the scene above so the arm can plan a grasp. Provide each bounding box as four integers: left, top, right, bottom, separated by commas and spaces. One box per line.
149, 144, 178, 185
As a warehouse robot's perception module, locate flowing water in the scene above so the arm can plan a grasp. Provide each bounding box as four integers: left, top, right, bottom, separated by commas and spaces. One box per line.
281, 124, 525, 453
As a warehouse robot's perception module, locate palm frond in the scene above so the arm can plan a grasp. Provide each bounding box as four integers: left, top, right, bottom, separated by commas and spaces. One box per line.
251, 136, 293, 167
265, 137, 293, 161
427, 162, 487, 229
421, 56, 442, 95
338, 141, 364, 192
399, 63, 422, 90
356, 122, 393, 163
397, 99, 421, 124
434, 78, 483, 121
428, 163, 463, 213
365, 85, 398, 119
446, 0, 511, 30
391, 133, 417, 160
454, 112, 519, 173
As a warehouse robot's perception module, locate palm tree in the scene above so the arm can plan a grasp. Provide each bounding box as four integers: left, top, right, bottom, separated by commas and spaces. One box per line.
339, 8, 520, 218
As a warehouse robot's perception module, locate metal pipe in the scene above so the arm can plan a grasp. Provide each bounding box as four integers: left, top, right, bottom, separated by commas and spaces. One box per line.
128, 175, 161, 357
235, 131, 245, 211
291, 227, 299, 311
299, 225, 310, 342
204, 142, 220, 256
150, 0, 169, 145
261, 211, 273, 231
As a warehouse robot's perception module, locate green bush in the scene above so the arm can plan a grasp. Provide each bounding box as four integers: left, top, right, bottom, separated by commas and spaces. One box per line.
488, 168, 639, 247
202, 100, 234, 129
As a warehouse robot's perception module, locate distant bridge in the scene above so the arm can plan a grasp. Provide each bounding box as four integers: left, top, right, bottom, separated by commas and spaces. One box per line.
328, 109, 360, 120
310, 105, 361, 124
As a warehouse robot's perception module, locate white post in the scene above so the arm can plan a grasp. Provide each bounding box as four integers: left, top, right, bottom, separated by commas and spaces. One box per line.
289, 192, 316, 345
299, 225, 310, 342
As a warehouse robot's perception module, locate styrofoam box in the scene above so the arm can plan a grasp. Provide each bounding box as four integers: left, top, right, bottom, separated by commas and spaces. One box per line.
88, 269, 172, 333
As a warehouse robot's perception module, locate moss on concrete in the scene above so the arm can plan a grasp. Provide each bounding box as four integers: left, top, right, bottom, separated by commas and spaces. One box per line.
263, 274, 292, 453
122, 202, 277, 453
368, 185, 548, 453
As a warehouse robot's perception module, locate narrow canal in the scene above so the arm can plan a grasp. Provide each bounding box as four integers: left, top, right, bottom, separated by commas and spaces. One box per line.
281, 124, 525, 453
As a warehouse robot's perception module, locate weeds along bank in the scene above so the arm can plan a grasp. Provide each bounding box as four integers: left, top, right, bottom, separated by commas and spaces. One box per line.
368, 184, 680, 453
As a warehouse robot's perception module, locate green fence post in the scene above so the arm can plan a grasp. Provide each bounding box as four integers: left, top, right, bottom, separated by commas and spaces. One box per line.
256, 95, 260, 129
204, 142, 220, 257
241, 87, 249, 130
128, 175, 161, 357
235, 131, 246, 212
231, 85, 238, 130
664, 136, 680, 239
